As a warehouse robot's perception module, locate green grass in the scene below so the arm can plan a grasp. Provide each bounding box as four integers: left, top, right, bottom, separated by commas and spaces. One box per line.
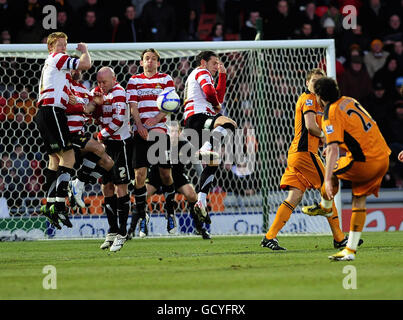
1, 232, 403, 300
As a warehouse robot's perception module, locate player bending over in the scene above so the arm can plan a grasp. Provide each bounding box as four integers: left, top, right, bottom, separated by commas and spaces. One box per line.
64, 68, 114, 209
35, 32, 91, 229
261, 69, 351, 251
183, 50, 237, 225
94, 67, 132, 252
302, 77, 390, 261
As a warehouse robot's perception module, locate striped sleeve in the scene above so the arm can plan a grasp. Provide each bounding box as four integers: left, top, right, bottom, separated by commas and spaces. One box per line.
54, 53, 79, 71
195, 70, 213, 89
126, 76, 138, 103
100, 87, 127, 138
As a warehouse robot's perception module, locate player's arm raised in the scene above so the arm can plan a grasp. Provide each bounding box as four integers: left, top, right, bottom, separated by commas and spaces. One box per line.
76, 43, 92, 71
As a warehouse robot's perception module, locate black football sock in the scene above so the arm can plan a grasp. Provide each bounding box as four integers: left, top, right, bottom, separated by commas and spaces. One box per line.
134, 186, 147, 219
77, 153, 101, 183
44, 168, 57, 210
55, 166, 75, 211
117, 194, 130, 236
105, 195, 119, 234
162, 183, 175, 215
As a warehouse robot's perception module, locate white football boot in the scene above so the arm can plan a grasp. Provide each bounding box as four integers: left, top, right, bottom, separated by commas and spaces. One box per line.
110, 234, 127, 252
100, 233, 117, 250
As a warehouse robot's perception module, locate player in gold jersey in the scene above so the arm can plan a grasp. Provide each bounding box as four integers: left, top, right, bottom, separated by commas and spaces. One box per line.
303, 77, 391, 261
261, 69, 346, 251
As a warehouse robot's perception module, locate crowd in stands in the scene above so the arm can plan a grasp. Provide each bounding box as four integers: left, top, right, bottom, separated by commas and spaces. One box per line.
0, 0, 403, 215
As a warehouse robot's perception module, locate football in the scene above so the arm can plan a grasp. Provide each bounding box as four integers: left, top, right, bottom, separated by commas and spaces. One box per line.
156, 88, 181, 113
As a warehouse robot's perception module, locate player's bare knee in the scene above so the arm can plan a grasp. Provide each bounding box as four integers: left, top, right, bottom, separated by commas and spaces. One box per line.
159, 168, 173, 185
102, 183, 115, 197
135, 168, 147, 186
116, 184, 128, 198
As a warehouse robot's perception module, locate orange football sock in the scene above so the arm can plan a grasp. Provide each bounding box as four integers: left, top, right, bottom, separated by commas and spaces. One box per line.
266, 201, 294, 239
351, 208, 367, 232
326, 203, 345, 242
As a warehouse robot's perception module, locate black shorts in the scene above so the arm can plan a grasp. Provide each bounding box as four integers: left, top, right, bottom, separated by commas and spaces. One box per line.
184, 113, 221, 148
147, 164, 190, 191
102, 138, 133, 185
132, 133, 172, 169
34, 106, 73, 155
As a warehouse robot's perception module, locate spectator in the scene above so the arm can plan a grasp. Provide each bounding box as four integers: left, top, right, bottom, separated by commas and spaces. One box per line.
141, 0, 176, 42
364, 39, 390, 78
75, 10, 105, 43
320, 0, 343, 34
320, 17, 343, 57
363, 81, 394, 144
224, 0, 243, 34
178, 8, 199, 41
132, 0, 152, 19
52, 0, 74, 17
76, 0, 105, 26
240, 11, 260, 40
56, 10, 74, 36
296, 22, 316, 40
393, 40, 403, 74
383, 14, 403, 48
115, 5, 142, 42
264, 0, 298, 40
1, 29, 11, 44
373, 54, 402, 97
15, 14, 44, 43
341, 24, 372, 59
359, 0, 388, 39
207, 22, 225, 41
339, 55, 372, 102
23, 0, 42, 21
297, 1, 321, 37
0, 0, 20, 41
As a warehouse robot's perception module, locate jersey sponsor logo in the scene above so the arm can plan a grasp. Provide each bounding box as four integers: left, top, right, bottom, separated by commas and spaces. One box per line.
305, 99, 313, 106
325, 125, 334, 134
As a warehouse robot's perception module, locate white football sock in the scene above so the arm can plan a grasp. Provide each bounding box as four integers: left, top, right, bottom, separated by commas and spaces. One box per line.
320, 197, 333, 209
198, 192, 207, 207
347, 231, 361, 251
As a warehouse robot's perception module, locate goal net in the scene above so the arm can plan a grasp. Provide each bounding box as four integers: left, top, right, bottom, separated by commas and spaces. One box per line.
0, 40, 337, 240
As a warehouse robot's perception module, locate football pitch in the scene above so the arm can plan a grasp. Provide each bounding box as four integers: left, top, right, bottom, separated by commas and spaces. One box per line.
1, 232, 403, 300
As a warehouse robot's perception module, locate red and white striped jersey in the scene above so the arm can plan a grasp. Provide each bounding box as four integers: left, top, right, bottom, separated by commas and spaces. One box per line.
126, 72, 174, 133
92, 82, 131, 141
38, 52, 79, 109
183, 68, 218, 122
65, 80, 92, 134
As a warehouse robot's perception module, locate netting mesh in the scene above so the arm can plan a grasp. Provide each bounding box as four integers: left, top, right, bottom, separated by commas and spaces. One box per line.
0, 42, 333, 239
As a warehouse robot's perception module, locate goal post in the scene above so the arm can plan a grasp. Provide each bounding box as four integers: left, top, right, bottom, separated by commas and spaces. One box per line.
0, 40, 340, 240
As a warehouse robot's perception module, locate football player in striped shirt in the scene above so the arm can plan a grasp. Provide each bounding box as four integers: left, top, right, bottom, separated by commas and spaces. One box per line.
183, 51, 237, 225
126, 49, 176, 238
93, 67, 132, 252
64, 67, 114, 209
34, 32, 91, 229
